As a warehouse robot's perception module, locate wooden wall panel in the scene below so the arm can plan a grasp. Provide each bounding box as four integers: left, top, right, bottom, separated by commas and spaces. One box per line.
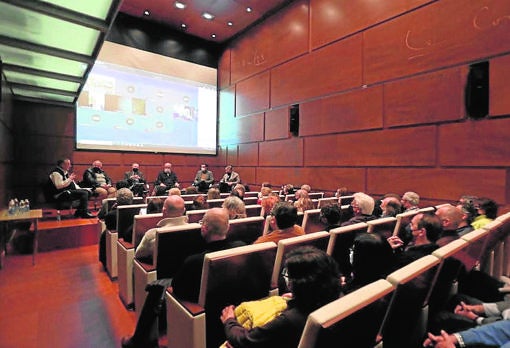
255, 167, 366, 192
490, 54, 510, 117
439, 118, 510, 166
367, 167, 507, 204
226, 145, 238, 165
239, 167, 256, 187
73, 151, 124, 166
300, 87, 383, 136
230, 0, 309, 83
364, 0, 510, 84
385, 68, 464, 127
259, 137, 303, 167
238, 143, 259, 166
235, 72, 270, 116
271, 34, 363, 108
265, 108, 289, 140
310, 0, 433, 49
220, 113, 264, 145
304, 126, 437, 166
218, 48, 231, 89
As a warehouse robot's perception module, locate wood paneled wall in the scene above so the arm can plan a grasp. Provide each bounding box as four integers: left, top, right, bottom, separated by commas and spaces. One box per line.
0, 74, 14, 204
218, 0, 510, 210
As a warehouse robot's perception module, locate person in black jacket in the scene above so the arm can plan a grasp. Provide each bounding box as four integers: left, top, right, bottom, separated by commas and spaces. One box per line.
82, 160, 116, 200
153, 162, 179, 196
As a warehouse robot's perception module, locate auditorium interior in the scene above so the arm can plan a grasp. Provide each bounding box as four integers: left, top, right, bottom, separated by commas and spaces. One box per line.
1, 0, 510, 347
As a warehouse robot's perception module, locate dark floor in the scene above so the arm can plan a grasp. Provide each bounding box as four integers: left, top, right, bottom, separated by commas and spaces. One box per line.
0, 243, 137, 348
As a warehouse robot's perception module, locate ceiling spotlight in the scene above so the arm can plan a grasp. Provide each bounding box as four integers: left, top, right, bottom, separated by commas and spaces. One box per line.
174, 1, 186, 9
143, 9, 150, 16
227, 21, 233, 26
181, 23, 187, 29
246, 7, 252, 13
202, 12, 215, 20
211, 34, 216, 38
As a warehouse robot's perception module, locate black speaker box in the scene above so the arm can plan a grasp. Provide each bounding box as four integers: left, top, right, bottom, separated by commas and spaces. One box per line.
289, 104, 299, 136
465, 61, 489, 119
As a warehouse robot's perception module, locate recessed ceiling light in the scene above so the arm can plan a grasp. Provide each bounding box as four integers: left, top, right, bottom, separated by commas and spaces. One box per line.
246, 7, 252, 13
143, 9, 150, 16
211, 34, 216, 38
181, 23, 187, 29
202, 12, 215, 20
227, 21, 233, 26
175, 1, 186, 9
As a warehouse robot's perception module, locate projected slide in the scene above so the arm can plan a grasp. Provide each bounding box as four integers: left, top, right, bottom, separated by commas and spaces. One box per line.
76, 42, 217, 155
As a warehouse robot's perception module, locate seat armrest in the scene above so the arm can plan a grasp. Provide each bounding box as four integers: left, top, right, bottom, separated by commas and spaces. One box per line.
135, 259, 155, 272
118, 239, 134, 249
167, 287, 205, 316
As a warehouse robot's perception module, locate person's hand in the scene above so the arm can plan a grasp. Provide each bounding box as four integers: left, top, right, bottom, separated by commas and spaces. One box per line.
69, 173, 77, 181
423, 330, 457, 348
159, 183, 166, 187
220, 305, 236, 323
454, 301, 480, 320
387, 235, 404, 249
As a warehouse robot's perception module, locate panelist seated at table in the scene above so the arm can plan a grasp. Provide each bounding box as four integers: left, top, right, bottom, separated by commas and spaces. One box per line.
82, 160, 117, 200
193, 163, 214, 193
153, 162, 180, 196
218, 165, 240, 193
48, 158, 94, 218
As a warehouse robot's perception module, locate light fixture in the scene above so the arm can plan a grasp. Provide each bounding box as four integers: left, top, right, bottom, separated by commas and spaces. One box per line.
211, 34, 216, 38
181, 23, 187, 30
174, 1, 186, 9
227, 21, 233, 26
246, 7, 252, 13
202, 12, 215, 20
143, 9, 150, 16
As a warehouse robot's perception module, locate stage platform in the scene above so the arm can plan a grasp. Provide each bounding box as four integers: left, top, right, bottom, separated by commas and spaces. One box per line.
34, 217, 100, 252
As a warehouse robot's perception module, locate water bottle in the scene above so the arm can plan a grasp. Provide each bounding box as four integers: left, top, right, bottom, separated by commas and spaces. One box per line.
8, 199, 15, 215
14, 198, 19, 215
19, 200, 25, 213
25, 199, 30, 212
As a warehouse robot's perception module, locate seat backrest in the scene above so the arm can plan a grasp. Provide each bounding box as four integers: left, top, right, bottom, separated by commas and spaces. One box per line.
104, 197, 144, 214
301, 209, 328, 234
317, 197, 339, 209
271, 231, 330, 290
145, 195, 168, 205
186, 209, 207, 223
181, 194, 202, 202
379, 255, 440, 348
298, 279, 395, 348
132, 213, 163, 248
338, 195, 354, 206
460, 228, 491, 270
199, 242, 277, 347
207, 198, 225, 208
367, 217, 397, 239
154, 223, 205, 277
244, 191, 259, 198
327, 223, 369, 260
117, 203, 147, 242
308, 192, 324, 199
227, 216, 265, 244
392, 209, 422, 237
245, 204, 262, 217
243, 197, 258, 205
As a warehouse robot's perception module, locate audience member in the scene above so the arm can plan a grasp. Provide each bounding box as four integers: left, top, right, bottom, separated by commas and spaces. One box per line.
168, 187, 181, 196
456, 198, 478, 225
257, 186, 272, 204
260, 194, 280, 218
171, 208, 245, 302
293, 189, 314, 212
221, 246, 341, 348
222, 196, 247, 219
219, 165, 241, 193
320, 204, 342, 231
124, 163, 147, 196
135, 195, 187, 263
380, 195, 402, 217
471, 197, 498, 229
82, 160, 116, 200
280, 184, 295, 197
258, 182, 272, 199
207, 187, 221, 200
341, 192, 377, 226
189, 195, 208, 211
435, 205, 473, 246
184, 185, 198, 194
146, 198, 164, 214
386, 212, 441, 270
48, 158, 93, 218
99, 188, 134, 268
401, 191, 420, 211
193, 163, 214, 192
254, 202, 304, 244
153, 163, 179, 196
423, 320, 510, 348
335, 187, 349, 198
300, 184, 311, 193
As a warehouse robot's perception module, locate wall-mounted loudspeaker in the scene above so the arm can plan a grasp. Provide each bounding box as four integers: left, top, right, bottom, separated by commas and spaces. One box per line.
289, 104, 299, 136
465, 61, 489, 119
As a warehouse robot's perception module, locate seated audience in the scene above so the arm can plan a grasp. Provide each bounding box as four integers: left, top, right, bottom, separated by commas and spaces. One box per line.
341, 192, 377, 226
435, 204, 473, 246
258, 182, 272, 199
300, 184, 311, 193
279, 184, 295, 197
193, 163, 214, 193
48, 158, 93, 218
254, 202, 304, 244
423, 320, 510, 348
189, 195, 208, 211
222, 196, 247, 219
257, 186, 273, 204
168, 187, 181, 196
455, 198, 478, 226
260, 194, 280, 218
183, 185, 197, 194
99, 188, 134, 268
82, 160, 116, 200
124, 163, 147, 196
146, 198, 164, 214
386, 212, 441, 270
379, 194, 402, 217
207, 187, 221, 200
335, 187, 349, 198
220, 246, 341, 348
471, 197, 498, 229
293, 189, 314, 212
401, 191, 420, 211
320, 204, 342, 231
135, 195, 188, 263
231, 183, 246, 200
219, 165, 241, 193
153, 163, 179, 196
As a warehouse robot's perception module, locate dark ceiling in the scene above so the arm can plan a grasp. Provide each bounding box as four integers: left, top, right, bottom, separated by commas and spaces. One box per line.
118, 0, 292, 44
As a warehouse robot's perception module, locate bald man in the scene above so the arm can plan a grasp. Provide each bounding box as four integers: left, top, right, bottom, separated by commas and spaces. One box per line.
436, 204, 474, 246
82, 160, 116, 200
135, 195, 188, 262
